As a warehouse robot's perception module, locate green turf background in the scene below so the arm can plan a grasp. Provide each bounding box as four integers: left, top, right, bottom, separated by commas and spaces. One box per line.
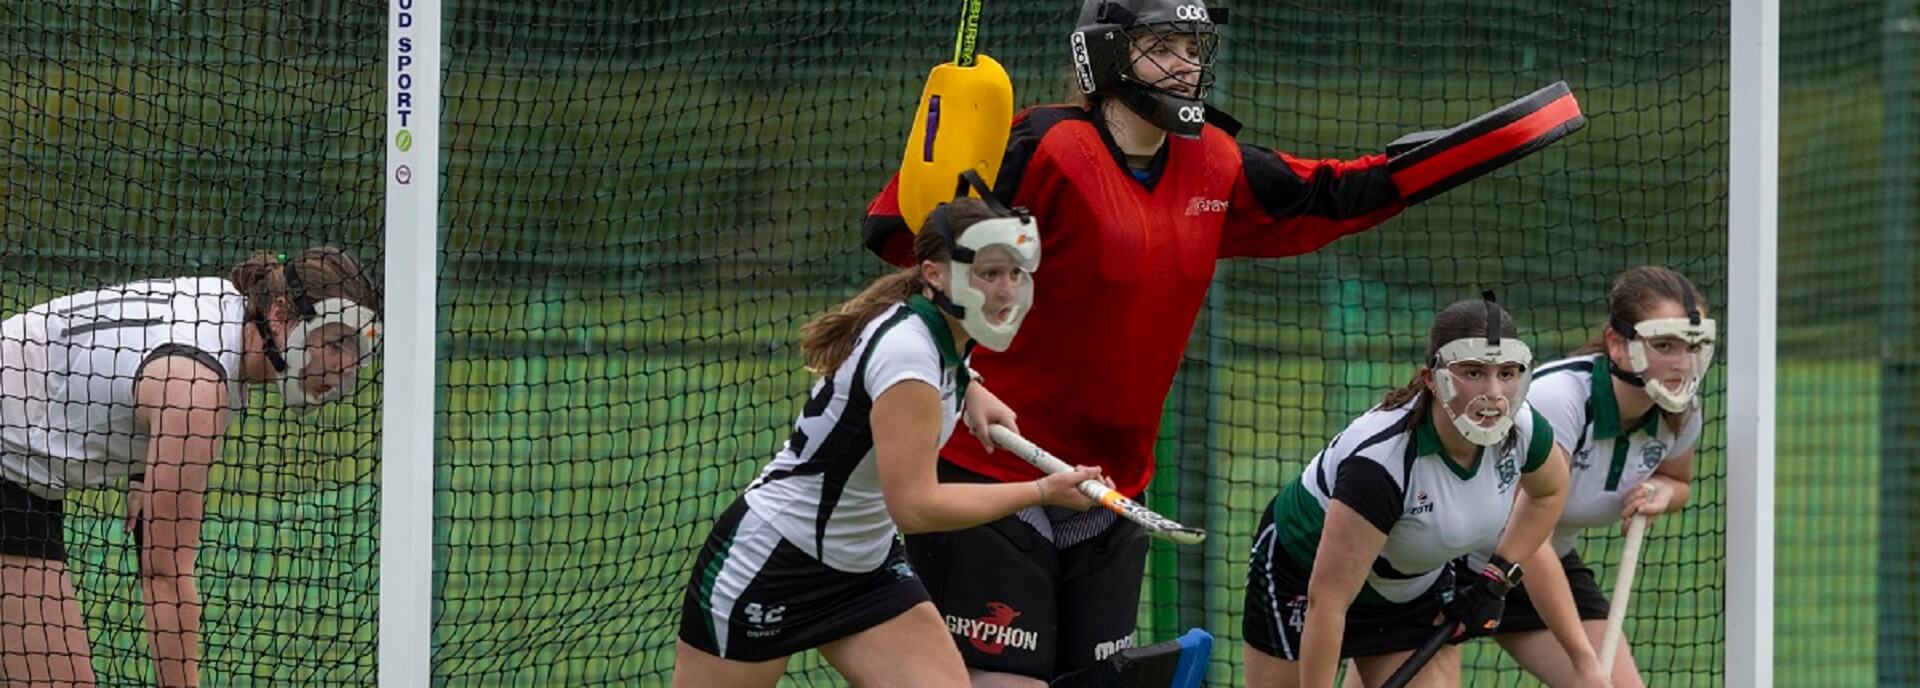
0, 1, 1908, 685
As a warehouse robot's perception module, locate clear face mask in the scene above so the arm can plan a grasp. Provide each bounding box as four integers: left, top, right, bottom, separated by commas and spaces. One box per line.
945, 219, 1040, 352
276, 297, 382, 409
1620, 316, 1716, 413
1430, 337, 1534, 447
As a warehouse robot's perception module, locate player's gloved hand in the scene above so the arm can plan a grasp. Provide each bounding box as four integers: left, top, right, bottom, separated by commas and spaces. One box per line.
1446, 562, 1515, 639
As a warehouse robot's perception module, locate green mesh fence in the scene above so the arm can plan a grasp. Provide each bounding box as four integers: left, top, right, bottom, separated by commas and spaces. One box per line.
433, 2, 1731, 685
1777, 1, 1920, 686
0, 2, 383, 686
2, 0, 1913, 686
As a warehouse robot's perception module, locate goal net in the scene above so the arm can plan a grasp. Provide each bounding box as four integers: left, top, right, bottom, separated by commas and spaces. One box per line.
11, 0, 1915, 686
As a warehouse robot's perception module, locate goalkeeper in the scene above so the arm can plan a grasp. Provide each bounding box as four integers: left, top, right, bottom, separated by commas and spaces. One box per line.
1240, 295, 1571, 688
673, 194, 1109, 688
1461, 266, 1711, 688
2, 247, 381, 687
860, 0, 1583, 683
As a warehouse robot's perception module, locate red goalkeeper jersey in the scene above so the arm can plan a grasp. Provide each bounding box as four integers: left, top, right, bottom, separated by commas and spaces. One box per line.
861, 105, 1408, 498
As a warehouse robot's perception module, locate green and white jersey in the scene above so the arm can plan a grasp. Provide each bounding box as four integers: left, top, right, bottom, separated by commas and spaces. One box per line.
1, 277, 249, 499
1266, 397, 1553, 604
1523, 353, 1702, 556
742, 296, 967, 574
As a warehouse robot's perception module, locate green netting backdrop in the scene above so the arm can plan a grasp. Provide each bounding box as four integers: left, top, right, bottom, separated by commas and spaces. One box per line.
0, 0, 1913, 686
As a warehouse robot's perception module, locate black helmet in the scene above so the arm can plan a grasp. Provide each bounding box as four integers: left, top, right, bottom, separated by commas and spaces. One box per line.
1070, 0, 1228, 138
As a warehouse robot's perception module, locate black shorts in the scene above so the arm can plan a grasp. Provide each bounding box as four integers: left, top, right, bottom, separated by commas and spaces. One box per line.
1242, 498, 1454, 661
0, 478, 66, 562
903, 461, 1151, 680
678, 497, 930, 662
1489, 549, 1611, 634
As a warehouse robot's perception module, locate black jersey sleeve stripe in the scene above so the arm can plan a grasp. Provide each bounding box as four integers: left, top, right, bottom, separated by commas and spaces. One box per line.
1311, 431, 1344, 496
54, 296, 173, 317
1370, 556, 1427, 580
808, 308, 917, 560
1533, 358, 1594, 378
1239, 148, 1404, 225
986, 106, 1063, 210
136, 344, 229, 383
1351, 420, 1408, 455
861, 175, 916, 266
60, 318, 164, 339
1332, 458, 1403, 535
749, 308, 913, 516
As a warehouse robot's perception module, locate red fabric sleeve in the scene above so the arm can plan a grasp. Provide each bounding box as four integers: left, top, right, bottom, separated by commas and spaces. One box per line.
1219, 147, 1406, 258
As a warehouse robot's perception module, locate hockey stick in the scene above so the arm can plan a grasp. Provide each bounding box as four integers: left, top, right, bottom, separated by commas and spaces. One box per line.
1381, 620, 1455, 688
896, 0, 1013, 232
951, 0, 983, 67
1599, 513, 1649, 669
986, 425, 1206, 545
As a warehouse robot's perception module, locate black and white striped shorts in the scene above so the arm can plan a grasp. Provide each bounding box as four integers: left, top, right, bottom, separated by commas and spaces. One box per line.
678, 497, 929, 662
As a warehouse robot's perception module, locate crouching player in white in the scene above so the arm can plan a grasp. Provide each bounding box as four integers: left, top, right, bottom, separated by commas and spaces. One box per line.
1467, 266, 1713, 688
1241, 294, 1572, 688
672, 193, 1108, 688
2, 246, 381, 687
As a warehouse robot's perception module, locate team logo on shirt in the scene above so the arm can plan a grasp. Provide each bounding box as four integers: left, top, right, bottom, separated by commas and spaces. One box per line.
946, 602, 1039, 655
1640, 439, 1668, 471
1409, 489, 1434, 515
1571, 442, 1595, 471
1497, 452, 1519, 491
1185, 196, 1229, 215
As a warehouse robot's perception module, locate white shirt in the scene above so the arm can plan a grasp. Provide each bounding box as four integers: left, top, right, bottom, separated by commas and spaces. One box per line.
1273, 397, 1553, 603
2, 277, 248, 498
742, 298, 966, 573
1525, 353, 1702, 556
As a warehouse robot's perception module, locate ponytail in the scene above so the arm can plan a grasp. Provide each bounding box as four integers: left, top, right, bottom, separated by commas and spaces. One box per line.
1378, 369, 1430, 421
798, 270, 926, 375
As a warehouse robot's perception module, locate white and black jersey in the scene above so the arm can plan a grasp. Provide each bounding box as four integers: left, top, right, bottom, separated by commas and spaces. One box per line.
1523, 353, 1702, 556
741, 297, 967, 573
1, 277, 249, 499
1260, 397, 1553, 605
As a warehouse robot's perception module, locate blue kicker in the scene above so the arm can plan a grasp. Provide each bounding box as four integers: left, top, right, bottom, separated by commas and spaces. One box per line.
1169, 628, 1213, 688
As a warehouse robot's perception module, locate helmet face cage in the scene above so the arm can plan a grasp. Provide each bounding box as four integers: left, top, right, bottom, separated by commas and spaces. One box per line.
1071, 1, 1225, 137
1117, 22, 1220, 101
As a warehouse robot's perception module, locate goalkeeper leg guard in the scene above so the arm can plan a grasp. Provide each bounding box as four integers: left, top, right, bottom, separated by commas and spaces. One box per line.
1049, 628, 1212, 688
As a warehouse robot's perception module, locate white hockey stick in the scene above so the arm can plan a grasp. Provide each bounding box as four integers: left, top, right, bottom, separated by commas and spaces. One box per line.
1599, 513, 1649, 669
986, 425, 1206, 545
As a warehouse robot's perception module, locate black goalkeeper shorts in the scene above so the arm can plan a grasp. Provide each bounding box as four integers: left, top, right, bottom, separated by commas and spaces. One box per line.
903, 460, 1151, 680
